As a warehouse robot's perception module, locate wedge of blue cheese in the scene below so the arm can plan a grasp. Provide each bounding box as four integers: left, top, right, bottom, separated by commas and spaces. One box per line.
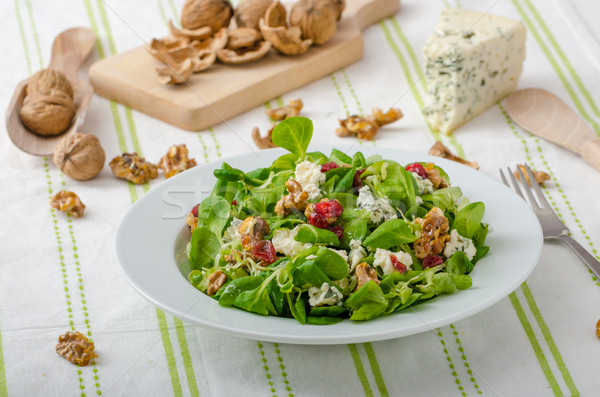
423, 8, 526, 134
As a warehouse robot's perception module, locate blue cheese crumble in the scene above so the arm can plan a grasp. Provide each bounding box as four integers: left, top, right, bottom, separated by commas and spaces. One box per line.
357, 186, 397, 226
443, 229, 477, 260
308, 283, 343, 307
348, 239, 367, 272
294, 160, 326, 201
271, 226, 312, 257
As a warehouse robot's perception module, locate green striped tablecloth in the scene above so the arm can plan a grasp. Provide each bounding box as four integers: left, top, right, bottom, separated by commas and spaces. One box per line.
2, 0, 600, 395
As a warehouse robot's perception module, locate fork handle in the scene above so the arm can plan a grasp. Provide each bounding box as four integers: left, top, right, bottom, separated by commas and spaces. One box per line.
559, 235, 600, 279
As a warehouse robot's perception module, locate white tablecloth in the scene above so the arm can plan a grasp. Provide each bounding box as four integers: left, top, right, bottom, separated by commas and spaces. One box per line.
2, 0, 600, 395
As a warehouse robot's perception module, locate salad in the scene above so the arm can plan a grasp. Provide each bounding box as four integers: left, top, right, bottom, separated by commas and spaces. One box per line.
186, 117, 489, 324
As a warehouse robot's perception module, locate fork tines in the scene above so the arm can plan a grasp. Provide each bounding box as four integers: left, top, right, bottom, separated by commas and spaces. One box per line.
500, 165, 548, 211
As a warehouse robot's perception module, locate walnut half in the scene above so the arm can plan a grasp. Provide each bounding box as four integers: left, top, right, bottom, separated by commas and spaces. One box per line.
56, 331, 97, 366
274, 180, 309, 217
50, 191, 86, 218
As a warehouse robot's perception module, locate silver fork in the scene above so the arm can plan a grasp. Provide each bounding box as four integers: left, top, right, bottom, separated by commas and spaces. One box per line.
500, 165, 600, 279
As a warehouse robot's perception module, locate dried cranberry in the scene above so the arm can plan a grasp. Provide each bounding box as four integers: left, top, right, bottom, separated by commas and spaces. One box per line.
307, 212, 329, 229
390, 255, 407, 273
321, 161, 340, 173
313, 199, 344, 219
353, 168, 366, 188
328, 225, 344, 240
231, 200, 238, 206
252, 240, 277, 264
191, 203, 200, 217
405, 163, 428, 180
422, 255, 443, 269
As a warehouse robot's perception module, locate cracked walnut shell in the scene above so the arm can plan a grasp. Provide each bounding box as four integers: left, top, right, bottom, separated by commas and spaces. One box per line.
56, 331, 97, 366
50, 191, 86, 218
54, 132, 105, 181
158, 144, 197, 178
252, 125, 277, 149
181, 0, 233, 32
514, 164, 551, 187
109, 153, 158, 184
429, 142, 479, 169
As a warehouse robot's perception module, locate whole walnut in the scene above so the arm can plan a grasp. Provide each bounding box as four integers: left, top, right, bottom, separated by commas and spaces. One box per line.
27, 69, 74, 99
181, 0, 233, 33
234, 0, 273, 30
290, 0, 342, 45
20, 89, 75, 136
54, 132, 106, 181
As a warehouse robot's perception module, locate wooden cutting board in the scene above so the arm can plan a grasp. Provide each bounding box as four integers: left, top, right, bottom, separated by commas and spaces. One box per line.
89, 0, 400, 131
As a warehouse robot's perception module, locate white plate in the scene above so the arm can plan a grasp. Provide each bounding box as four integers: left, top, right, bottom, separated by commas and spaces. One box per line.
115, 146, 543, 345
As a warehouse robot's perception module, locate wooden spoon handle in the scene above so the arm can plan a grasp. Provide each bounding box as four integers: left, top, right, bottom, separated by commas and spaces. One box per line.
345, 0, 400, 31
48, 27, 96, 80
580, 138, 600, 171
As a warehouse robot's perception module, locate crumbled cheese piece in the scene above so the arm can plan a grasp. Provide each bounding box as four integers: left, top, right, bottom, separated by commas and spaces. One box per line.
348, 239, 366, 272
357, 186, 397, 225
308, 282, 343, 307
412, 172, 434, 195
271, 226, 312, 257
222, 217, 243, 242
416, 196, 424, 206
373, 248, 413, 276
294, 160, 326, 201
443, 229, 477, 260
333, 277, 349, 291
423, 8, 526, 134
328, 248, 349, 263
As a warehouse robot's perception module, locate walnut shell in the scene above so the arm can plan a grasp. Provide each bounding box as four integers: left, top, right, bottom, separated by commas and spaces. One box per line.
20, 89, 75, 136
181, 0, 233, 32
234, 0, 273, 30
27, 69, 74, 99
290, 0, 340, 45
54, 132, 106, 181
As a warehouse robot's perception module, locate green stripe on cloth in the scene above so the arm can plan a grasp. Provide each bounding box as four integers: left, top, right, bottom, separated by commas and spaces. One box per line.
387, 17, 465, 158
257, 342, 277, 396
173, 318, 200, 397
14, 0, 32, 75
156, 310, 184, 397
210, 130, 222, 158
347, 344, 374, 397
508, 292, 563, 396
330, 73, 351, 116
341, 69, 364, 116
510, 0, 600, 136
197, 133, 210, 164
520, 284, 579, 396
23, 0, 42, 69
273, 343, 294, 396
522, 0, 600, 120
44, 159, 87, 396
449, 324, 482, 395
378, 20, 441, 143
0, 323, 6, 397
82, 0, 187, 392
363, 343, 388, 397
436, 329, 467, 397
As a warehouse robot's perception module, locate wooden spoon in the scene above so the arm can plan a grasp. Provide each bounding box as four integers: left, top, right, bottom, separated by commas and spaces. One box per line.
504, 88, 600, 170
5, 27, 95, 156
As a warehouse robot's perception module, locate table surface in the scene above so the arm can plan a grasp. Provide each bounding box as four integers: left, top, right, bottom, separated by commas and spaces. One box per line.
2, 0, 600, 396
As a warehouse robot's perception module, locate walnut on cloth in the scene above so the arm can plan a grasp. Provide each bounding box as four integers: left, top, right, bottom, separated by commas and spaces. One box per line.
50, 191, 86, 218
56, 331, 97, 366
336, 107, 403, 140
109, 153, 158, 184
514, 164, 551, 187
266, 99, 303, 121
252, 125, 277, 149
157, 144, 197, 179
